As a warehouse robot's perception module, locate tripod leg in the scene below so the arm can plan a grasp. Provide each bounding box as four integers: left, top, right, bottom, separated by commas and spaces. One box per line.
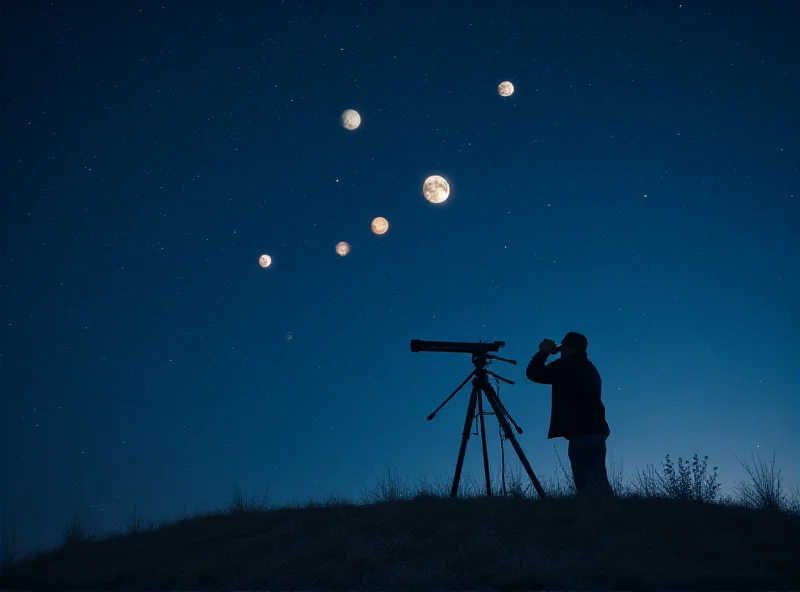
476, 388, 492, 497
482, 383, 549, 500
450, 384, 479, 498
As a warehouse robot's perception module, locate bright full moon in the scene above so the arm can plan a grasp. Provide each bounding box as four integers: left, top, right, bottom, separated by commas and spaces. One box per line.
423, 175, 450, 204
341, 109, 361, 130
371, 217, 389, 235
258, 254, 272, 268
498, 81, 514, 97
335, 241, 351, 256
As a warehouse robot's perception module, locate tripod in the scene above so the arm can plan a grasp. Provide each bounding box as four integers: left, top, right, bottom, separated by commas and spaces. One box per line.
427, 351, 547, 499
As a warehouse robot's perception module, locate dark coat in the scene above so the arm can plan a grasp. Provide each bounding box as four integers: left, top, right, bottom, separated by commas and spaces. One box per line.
525, 351, 610, 440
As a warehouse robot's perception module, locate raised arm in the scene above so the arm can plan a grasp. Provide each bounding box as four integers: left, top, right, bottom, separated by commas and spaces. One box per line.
525, 351, 563, 384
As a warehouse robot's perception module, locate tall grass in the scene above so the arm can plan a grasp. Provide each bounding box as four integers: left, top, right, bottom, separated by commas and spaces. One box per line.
61, 511, 96, 546
734, 451, 787, 510
0, 527, 19, 572
227, 483, 272, 513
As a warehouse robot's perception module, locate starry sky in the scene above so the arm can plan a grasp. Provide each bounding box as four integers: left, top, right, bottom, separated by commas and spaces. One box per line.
2, 0, 798, 557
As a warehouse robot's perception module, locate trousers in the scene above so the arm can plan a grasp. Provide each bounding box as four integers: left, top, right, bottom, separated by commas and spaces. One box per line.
567, 433, 614, 497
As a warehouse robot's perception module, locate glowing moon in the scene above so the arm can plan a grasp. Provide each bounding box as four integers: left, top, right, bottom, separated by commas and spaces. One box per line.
371, 217, 389, 235
423, 175, 450, 204
335, 241, 351, 256
498, 81, 514, 97
340, 109, 361, 130
258, 254, 272, 268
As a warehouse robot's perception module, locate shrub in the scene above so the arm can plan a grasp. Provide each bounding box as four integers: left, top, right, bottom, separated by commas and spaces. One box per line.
633, 454, 721, 502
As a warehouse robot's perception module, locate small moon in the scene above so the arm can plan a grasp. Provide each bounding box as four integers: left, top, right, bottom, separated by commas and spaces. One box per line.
371, 217, 389, 235
423, 175, 450, 204
341, 109, 361, 130
498, 81, 514, 97
335, 241, 351, 256
258, 254, 272, 268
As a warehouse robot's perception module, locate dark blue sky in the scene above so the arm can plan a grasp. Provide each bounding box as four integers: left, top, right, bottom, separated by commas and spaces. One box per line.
3, 0, 798, 556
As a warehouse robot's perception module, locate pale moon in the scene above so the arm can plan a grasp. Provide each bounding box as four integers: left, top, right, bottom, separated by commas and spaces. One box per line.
423, 175, 450, 204
258, 254, 272, 268
498, 81, 514, 97
335, 241, 351, 256
340, 109, 361, 130
371, 217, 389, 235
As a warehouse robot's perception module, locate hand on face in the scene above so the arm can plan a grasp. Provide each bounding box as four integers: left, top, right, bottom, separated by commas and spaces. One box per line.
539, 339, 558, 355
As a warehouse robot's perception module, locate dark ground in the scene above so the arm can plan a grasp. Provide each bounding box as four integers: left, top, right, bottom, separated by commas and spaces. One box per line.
2, 493, 799, 590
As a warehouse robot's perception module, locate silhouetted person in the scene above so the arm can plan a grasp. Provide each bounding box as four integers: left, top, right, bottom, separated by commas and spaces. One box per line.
526, 331, 614, 498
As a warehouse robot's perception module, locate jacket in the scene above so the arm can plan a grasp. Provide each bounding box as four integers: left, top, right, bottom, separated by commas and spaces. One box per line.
525, 351, 611, 440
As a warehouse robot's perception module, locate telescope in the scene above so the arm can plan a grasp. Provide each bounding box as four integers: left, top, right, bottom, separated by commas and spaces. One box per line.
411, 337, 546, 500
410, 339, 506, 355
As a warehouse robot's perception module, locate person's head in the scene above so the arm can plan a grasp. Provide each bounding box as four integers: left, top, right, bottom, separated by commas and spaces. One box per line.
559, 331, 588, 356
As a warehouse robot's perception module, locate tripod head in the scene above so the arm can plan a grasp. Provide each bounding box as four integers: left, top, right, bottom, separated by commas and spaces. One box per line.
412, 338, 517, 420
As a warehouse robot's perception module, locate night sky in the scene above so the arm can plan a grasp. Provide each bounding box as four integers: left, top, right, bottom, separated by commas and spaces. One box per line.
3, 1, 798, 557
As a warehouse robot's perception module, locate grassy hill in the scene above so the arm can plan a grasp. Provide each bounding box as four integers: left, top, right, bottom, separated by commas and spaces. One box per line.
2, 452, 799, 590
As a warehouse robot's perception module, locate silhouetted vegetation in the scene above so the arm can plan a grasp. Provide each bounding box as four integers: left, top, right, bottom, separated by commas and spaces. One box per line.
1, 451, 798, 589
0, 527, 19, 570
